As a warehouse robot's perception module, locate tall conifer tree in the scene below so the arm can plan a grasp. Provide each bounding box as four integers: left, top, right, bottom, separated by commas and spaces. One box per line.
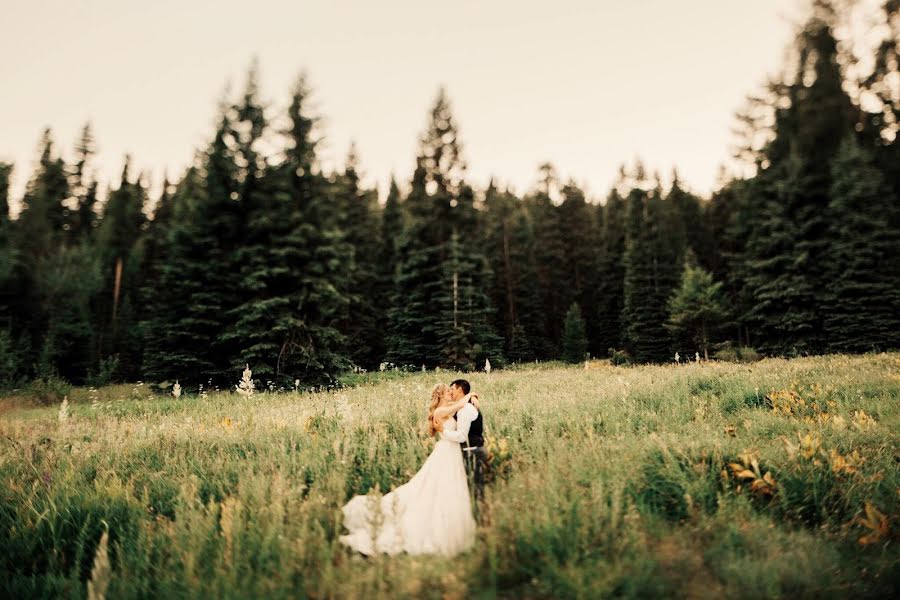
333, 144, 383, 369
525, 163, 567, 357
94, 158, 148, 379
822, 137, 900, 351
622, 172, 682, 363
594, 183, 627, 353
739, 10, 856, 353
388, 89, 501, 368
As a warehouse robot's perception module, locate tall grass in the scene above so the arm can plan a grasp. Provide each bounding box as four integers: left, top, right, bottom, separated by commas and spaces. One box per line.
1, 353, 898, 598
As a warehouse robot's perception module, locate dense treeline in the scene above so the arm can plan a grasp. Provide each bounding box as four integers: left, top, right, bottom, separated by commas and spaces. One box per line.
0, 2, 898, 389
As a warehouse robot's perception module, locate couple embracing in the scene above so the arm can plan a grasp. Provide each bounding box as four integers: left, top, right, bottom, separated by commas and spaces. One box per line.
339, 379, 486, 557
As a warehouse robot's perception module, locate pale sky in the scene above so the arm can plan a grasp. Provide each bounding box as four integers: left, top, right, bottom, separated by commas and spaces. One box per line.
2, 0, 813, 212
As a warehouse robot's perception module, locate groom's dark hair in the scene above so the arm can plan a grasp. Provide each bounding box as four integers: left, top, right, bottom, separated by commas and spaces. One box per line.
450, 379, 471, 394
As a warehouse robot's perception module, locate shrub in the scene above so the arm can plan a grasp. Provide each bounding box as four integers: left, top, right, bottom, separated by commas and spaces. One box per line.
562, 303, 588, 363
633, 447, 720, 521
24, 376, 72, 405
85, 355, 120, 388
712, 343, 761, 363
0, 330, 25, 388
608, 348, 633, 366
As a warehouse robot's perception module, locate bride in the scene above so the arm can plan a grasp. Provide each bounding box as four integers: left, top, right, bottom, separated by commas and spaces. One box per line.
339, 383, 478, 556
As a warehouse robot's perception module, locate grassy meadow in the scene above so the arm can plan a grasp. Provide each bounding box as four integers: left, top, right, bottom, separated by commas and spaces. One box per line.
1, 354, 898, 599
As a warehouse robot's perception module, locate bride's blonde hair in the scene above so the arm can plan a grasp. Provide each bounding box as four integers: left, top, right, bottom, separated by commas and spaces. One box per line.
427, 383, 449, 437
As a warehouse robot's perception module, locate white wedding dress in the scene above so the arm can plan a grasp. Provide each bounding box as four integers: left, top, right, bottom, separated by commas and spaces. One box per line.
339, 416, 476, 556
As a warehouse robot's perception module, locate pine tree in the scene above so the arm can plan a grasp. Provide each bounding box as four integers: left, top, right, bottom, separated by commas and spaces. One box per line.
379, 176, 404, 283
436, 184, 504, 370
859, 1, 900, 216
387, 163, 438, 367
136, 176, 174, 380
739, 10, 856, 354
378, 176, 404, 357
706, 177, 752, 346
94, 157, 148, 379
17, 130, 69, 264
822, 136, 900, 351
68, 122, 99, 243
558, 182, 600, 354
525, 163, 567, 357
388, 89, 501, 369
141, 100, 245, 387
562, 302, 588, 363
14, 130, 76, 376
594, 182, 627, 353
666, 261, 728, 360
621, 176, 681, 363
667, 171, 712, 269
34, 242, 101, 382
141, 167, 212, 385
0, 162, 20, 382
705, 174, 738, 284
333, 144, 382, 369
0, 163, 11, 272
507, 323, 532, 364
481, 182, 542, 361
0, 163, 10, 230
740, 172, 821, 354
224, 75, 351, 387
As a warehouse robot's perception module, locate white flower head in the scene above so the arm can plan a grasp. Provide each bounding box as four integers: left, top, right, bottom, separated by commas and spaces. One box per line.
236, 364, 255, 396
58, 395, 69, 422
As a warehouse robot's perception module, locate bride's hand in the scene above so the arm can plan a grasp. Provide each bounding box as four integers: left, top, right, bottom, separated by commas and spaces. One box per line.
470, 393, 481, 410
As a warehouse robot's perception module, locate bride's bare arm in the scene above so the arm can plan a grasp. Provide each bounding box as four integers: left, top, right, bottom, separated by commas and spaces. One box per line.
433, 393, 472, 420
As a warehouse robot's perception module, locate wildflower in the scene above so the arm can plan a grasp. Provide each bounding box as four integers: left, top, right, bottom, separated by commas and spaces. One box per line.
58, 396, 69, 422
336, 394, 351, 420
220, 497, 241, 567
172, 381, 182, 399
856, 502, 889, 545
781, 431, 823, 462
485, 358, 491, 374
236, 365, 255, 396
728, 450, 777, 498
829, 448, 865, 475
852, 410, 876, 431
86, 529, 111, 600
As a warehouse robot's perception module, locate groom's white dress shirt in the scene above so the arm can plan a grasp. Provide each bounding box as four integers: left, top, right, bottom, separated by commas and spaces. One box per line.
440, 402, 479, 447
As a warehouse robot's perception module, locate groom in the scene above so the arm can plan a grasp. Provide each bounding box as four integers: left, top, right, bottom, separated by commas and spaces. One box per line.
449, 379, 487, 511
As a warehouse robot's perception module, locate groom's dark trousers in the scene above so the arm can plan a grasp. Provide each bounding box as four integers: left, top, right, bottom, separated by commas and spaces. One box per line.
462, 445, 488, 517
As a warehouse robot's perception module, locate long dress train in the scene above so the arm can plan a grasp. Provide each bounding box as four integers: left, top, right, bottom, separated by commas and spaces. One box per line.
339, 417, 476, 556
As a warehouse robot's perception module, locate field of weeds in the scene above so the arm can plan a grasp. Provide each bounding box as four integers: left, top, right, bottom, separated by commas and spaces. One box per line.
1, 353, 898, 598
